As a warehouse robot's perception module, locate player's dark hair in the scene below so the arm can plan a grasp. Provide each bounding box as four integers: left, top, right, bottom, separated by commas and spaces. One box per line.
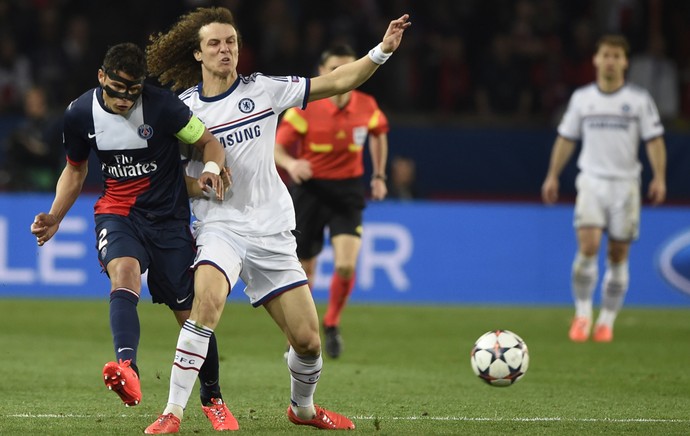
595, 34, 630, 57
319, 44, 357, 66
147, 6, 241, 91
102, 42, 147, 79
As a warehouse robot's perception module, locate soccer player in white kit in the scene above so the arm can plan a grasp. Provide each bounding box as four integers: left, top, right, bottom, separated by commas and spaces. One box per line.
542, 35, 667, 343
144, 7, 411, 433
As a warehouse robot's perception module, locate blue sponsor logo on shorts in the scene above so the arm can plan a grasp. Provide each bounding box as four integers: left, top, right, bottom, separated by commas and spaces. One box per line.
657, 229, 690, 296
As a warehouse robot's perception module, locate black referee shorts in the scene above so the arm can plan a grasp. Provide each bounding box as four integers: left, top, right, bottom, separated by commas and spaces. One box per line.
290, 177, 365, 259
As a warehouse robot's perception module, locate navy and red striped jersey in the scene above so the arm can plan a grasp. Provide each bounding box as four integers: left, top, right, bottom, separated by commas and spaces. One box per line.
62, 86, 193, 223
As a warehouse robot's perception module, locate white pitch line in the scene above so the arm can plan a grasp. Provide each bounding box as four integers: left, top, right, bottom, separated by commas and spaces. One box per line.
6, 414, 146, 418
352, 416, 690, 423
6, 414, 690, 423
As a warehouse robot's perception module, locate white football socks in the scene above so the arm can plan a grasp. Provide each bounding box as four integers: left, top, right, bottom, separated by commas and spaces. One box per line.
287, 346, 321, 419
598, 261, 629, 327
571, 253, 598, 319
164, 320, 212, 418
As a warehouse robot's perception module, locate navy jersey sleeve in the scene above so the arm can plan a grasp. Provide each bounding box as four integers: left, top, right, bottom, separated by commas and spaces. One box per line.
62, 91, 95, 164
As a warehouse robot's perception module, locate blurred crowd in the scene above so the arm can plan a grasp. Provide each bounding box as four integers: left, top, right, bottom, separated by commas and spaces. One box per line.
1, 0, 689, 192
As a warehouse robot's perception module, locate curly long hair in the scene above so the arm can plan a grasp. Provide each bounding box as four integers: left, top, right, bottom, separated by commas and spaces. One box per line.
146, 7, 240, 91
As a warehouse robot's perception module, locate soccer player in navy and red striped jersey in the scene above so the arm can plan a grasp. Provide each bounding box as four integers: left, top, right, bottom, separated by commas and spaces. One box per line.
29, 43, 235, 427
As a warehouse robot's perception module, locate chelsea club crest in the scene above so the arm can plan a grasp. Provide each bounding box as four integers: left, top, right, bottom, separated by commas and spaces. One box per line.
239, 98, 255, 113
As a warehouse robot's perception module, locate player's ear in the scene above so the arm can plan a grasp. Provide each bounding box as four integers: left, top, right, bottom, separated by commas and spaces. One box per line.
194, 50, 202, 62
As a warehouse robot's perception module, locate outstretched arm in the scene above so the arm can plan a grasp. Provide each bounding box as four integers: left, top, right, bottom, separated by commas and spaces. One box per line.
541, 136, 576, 204
309, 14, 411, 102
31, 161, 88, 246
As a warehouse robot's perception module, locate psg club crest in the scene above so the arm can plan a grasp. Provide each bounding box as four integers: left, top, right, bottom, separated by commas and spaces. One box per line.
656, 228, 690, 297
138, 124, 154, 139
239, 98, 255, 114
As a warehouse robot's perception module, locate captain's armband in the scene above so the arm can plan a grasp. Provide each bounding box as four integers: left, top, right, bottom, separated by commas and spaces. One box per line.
175, 115, 205, 144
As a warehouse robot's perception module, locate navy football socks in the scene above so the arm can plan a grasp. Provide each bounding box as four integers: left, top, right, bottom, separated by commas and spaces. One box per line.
109, 288, 140, 369
199, 332, 222, 405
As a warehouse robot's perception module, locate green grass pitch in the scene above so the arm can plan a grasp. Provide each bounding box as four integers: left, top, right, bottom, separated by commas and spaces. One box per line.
1, 299, 689, 435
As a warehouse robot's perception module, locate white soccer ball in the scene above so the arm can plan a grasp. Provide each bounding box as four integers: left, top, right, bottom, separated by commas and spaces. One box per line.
470, 329, 529, 387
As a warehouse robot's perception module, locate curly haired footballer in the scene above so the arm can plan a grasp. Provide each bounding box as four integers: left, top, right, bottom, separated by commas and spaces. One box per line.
147, 7, 241, 91
143, 7, 410, 432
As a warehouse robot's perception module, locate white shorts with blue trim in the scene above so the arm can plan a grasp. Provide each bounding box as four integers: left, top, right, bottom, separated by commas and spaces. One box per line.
192, 222, 308, 307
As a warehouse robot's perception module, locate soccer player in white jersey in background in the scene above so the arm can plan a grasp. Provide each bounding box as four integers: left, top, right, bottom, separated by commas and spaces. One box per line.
144, 7, 410, 433
542, 34, 667, 343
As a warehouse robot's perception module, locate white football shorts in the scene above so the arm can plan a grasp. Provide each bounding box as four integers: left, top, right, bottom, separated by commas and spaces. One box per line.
573, 172, 641, 241
192, 222, 308, 307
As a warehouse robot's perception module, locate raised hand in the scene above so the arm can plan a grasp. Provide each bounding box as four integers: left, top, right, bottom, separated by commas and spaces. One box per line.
381, 14, 412, 53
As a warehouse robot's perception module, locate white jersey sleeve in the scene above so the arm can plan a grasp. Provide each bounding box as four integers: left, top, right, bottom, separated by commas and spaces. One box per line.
557, 88, 585, 141
261, 75, 310, 114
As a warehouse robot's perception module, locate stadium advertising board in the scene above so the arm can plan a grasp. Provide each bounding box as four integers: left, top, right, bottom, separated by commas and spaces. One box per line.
1, 194, 688, 306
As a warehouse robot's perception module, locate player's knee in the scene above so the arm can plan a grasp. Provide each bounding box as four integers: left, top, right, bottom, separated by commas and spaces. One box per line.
579, 242, 600, 257
290, 332, 321, 356
607, 246, 629, 263
334, 265, 355, 279
108, 260, 141, 287
192, 288, 227, 325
